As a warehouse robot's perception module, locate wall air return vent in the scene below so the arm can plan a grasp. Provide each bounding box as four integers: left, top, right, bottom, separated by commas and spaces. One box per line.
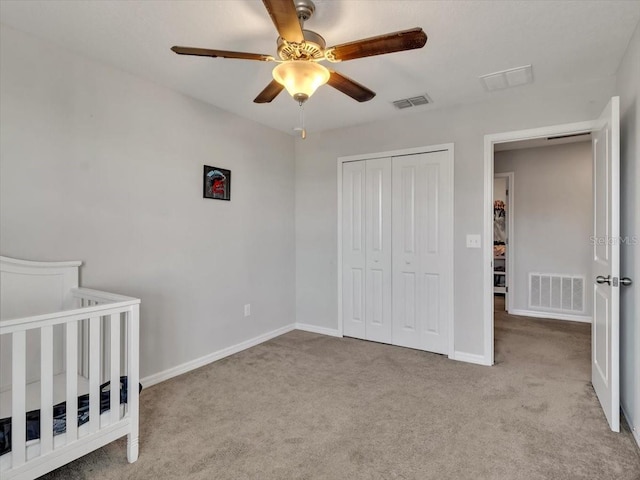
392, 94, 432, 110
529, 272, 585, 314
480, 65, 533, 91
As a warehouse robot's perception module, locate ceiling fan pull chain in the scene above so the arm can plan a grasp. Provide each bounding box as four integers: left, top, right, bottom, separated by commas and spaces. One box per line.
299, 103, 307, 139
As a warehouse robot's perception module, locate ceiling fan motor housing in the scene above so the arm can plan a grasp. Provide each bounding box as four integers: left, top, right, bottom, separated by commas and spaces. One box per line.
277, 29, 326, 60
294, 0, 315, 22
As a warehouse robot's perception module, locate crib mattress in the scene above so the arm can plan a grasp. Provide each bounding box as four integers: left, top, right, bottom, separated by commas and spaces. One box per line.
0, 372, 89, 418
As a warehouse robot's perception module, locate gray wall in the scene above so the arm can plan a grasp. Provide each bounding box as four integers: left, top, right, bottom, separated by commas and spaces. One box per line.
0, 25, 296, 381
616, 20, 640, 446
295, 79, 615, 358
495, 142, 592, 318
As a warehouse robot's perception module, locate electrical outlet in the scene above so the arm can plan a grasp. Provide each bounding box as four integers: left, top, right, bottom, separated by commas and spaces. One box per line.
466, 234, 481, 248
244, 304, 251, 317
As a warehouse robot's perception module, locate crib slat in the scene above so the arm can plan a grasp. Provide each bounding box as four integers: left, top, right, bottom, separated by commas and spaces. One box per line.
66, 321, 78, 442
127, 305, 140, 463
40, 325, 54, 455
89, 316, 101, 433
12, 331, 27, 467
79, 319, 89, 378
109, 313, 120, 424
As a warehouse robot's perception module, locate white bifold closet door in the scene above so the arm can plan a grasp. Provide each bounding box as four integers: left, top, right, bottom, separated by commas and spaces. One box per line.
391, 151, 452, 354
342, 158, 392, 343
342, 150, 452, 354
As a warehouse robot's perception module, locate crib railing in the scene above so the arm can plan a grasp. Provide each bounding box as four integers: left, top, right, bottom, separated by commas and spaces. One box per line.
0, 288, 140, 476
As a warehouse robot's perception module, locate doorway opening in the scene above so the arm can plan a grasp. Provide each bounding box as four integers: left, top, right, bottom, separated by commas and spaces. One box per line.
491, 136, 593, 384
483, 120, 597, 366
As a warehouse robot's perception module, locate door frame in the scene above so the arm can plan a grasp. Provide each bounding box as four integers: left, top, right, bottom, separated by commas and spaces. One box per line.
493, 171, 515, 312
483, 121, 596, 365
337, 143, 455, 357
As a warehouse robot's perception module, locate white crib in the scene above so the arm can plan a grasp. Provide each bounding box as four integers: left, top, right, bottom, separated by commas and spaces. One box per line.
0, 256, 140, 480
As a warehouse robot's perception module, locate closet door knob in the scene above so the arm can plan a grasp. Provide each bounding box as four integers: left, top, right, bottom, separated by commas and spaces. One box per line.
596, 275, 611, 285
621, 277, 633, 286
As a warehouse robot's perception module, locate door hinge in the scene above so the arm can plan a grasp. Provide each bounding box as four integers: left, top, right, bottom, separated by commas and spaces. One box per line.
506, 286, 509, 293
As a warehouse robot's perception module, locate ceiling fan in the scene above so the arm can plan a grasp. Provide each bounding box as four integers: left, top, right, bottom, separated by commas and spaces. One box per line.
171, 0, 428, 105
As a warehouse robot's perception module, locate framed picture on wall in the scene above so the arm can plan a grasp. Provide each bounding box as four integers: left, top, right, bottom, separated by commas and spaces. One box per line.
203, 165, 231, 201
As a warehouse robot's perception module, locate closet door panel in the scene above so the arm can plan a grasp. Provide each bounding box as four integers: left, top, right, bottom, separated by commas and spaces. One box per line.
392, 151, 452, 354
342, 161, 367, 339
365, 158, 392, 343
393, 162, 421, 349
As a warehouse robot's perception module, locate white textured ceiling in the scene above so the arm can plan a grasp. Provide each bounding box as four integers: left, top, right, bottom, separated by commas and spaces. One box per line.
1, 1, 639, 134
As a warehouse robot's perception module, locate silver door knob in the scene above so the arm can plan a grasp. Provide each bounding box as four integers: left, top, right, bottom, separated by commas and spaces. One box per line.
596, 275, 611, 285
621, 277, 633, 286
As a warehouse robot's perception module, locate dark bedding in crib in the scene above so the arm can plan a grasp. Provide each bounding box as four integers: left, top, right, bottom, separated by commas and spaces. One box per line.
0, 376, 142, 456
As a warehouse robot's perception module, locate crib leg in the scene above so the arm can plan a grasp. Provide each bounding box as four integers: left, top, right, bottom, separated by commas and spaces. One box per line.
127, 434, 139, 463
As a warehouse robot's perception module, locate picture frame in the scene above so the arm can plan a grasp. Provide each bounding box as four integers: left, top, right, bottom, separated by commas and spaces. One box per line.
203, 165, 231, 201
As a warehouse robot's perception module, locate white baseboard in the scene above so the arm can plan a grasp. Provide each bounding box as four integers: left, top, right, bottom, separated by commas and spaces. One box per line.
141, 324, 295, 388
451, 351, 492, 366
621, 403, 640, 449
509, 309, 592, 323
295, 323, 342, 337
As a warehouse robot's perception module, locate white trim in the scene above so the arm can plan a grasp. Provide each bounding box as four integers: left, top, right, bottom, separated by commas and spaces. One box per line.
509, 309, 592, 324
448, 146, 456, 359
451, 351, 492, 366
337, 143, 453, 163
484, 120, 597, 366
295, 323, 342, 337
0, 256, 82, 268
621, 403, 640, 449
337, 159, 344, 337
337, 143, 455, 357
141, 324, 295, 388
493, 172, 514, 312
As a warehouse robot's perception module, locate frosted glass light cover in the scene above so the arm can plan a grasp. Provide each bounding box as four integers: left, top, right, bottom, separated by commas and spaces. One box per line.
272, 61, 330, 99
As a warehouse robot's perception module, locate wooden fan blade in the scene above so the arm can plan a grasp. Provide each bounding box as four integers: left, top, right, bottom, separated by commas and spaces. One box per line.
171, 46, 274, 62
327, 71, 376, 102
254, 80, 285, 103
327, 28, 427, 62
262, 0, 304, 43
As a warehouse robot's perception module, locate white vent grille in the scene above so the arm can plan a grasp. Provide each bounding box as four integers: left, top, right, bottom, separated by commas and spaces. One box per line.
529, 273, 584, 314
480, 65, 533, 91
407, 96, 429, 106
392, 94, 432, 109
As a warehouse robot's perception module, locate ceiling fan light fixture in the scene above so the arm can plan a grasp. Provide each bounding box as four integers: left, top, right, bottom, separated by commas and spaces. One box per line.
272, 61, 330, 103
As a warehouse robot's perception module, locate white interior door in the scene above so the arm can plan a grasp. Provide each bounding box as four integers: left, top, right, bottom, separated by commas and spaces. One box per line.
342, 161, 366, 339
365, 158, 392, 343
592, 96, 620, 432
392, 151, 453, 354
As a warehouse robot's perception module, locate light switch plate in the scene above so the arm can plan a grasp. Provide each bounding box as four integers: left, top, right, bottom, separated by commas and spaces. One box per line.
466, 234, 481, 248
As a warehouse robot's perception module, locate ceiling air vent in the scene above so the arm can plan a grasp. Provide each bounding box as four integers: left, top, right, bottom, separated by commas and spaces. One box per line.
392, 99, 413, 109
392, 94, 431, 110
480, 65, 533, 91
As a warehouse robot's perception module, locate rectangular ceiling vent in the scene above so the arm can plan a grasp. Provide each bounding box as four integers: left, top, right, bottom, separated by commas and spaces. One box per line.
480, 65, 533, 91
392, 94, 432, 110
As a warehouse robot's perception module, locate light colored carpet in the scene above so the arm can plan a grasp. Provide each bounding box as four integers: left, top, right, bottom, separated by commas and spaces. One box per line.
41, 299, 640, 479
